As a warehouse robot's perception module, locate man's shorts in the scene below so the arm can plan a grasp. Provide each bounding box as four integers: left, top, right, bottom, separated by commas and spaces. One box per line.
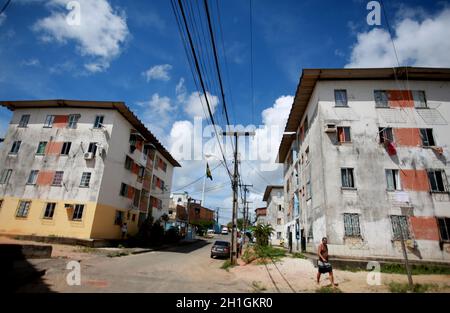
318, 260, 333, 273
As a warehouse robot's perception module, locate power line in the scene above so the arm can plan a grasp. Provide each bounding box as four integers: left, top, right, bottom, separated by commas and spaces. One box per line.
0, 0, 11, 16
249, 0, 255, 125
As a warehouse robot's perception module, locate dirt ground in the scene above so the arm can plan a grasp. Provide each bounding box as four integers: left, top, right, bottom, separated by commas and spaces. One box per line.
233, 256, 450, 293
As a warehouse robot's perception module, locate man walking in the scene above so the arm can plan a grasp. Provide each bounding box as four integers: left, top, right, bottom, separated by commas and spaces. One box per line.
317, 237, 337, 287
121, 222, 128, 240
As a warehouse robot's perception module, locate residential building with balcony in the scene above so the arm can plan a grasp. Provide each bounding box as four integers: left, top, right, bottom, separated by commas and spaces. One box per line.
277, 67, 450, 261
255, 207, 267, 225
0, 100, 180, 240
262, 185, 284, 246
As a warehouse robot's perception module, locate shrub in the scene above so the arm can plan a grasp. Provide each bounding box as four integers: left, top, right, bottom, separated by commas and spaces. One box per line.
164, 226, 181, 244
388, 282, 437, 293
221, 260, 234, 271
251, 224, 274, 247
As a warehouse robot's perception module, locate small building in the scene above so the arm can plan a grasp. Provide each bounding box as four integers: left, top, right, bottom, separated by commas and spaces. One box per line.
255, 207, 267, 225
263, 185, 284, 246
0, 100, 180, 240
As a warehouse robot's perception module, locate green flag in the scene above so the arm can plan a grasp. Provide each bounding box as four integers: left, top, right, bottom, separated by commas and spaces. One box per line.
206, 162, 213, 180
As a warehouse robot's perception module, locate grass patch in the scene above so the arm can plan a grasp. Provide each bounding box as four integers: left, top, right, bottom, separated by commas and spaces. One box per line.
74, 246, 97, 253
107, 251, 130, 258
381, 263, 450, 275
255, 245, 286, 261
251, 281, 267, 293
388, 282, 438, 293
221, 260, 234, 271
291, 252, 307, 259
316, 286, 342, 293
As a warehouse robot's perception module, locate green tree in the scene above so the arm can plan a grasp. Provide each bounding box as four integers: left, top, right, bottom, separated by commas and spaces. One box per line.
226, 218, 245, 231
252, 224, 274, 247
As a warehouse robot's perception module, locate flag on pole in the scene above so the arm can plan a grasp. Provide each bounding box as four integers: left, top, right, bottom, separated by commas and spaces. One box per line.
206, 162, 213, 180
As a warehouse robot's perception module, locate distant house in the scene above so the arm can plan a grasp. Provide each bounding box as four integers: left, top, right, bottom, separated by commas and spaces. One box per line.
255, 207, 267, 225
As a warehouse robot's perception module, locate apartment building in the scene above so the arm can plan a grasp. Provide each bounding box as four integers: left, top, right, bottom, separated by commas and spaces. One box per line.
262, 185, 284, 245
277, 67, 450, 261
255, 207, 267, 225
0, 100, 180, 240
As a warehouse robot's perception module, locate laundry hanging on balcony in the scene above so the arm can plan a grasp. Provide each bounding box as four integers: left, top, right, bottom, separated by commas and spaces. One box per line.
384, 140, 397, 156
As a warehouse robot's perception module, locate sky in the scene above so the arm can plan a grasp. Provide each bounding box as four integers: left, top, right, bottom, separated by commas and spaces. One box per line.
1, 0, 450, 224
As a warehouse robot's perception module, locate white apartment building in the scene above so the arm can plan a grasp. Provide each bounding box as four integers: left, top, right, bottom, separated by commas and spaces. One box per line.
278, 67, 450, 261
262, 185, 284, 246
0, 100, 180, 240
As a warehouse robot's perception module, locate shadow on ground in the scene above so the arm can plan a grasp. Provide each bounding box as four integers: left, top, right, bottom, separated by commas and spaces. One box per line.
162, 239, 211, 254
0, 244, 54, 293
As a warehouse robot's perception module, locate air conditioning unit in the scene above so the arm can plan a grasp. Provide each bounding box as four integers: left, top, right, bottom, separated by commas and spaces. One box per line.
324, 123, 337, 133
84, 152, 94, 160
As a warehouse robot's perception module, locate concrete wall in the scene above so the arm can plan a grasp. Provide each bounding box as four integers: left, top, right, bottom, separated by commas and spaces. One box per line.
286, 79, 450, 261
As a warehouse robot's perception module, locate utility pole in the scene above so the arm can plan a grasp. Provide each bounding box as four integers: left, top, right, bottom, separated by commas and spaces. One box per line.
240, 184, 252, 244
399, 222, 414, 289
222, 131, 255, 265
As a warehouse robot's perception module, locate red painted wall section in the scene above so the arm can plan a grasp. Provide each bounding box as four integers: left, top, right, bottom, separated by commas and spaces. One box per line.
36, 171, 54, 186
400, 169, 429, 191
54, 115, 68, 128
394, 128, 421, 147
388, 90, 414, 108
410, 217, 440, 240
45, 141, 63, 155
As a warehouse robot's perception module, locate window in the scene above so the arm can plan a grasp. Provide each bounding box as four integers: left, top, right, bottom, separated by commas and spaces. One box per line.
277, 218, 282, 225
337, 127, 351, 143
428, 170, 448, 193
341, 168, 355, 188
88, 142, 98, 155
43, 202, 56, 219
61, 142, 72, 155
138, 166, 145, 179
125, 156, 133, 170
379, 127, 394, 144
412, 90, 427, 108
68, 114, 80, 129
334, 89, 348, 107
374, 90, 389, 108
437, 217, 450, 242
419, 128, 435, 147
72, 204, 84, 221
277, 232, 281, 239
16, 201, 31, 217
132, 214, 136, 222
278, 205, 282, 211
80, 172, 91, 188
10, 141, 21, 154
114, 210, 123, 225
177, 197, 182, 202
390, 215, 411, 240
19, 114, 30, 127
27, 170, 39, 185
36, 141, 47, 155
386, 169, 401, 191
93, 115, 104, 128
120, 183, 128, 197
344, 213, 361, 237
44, 115, 55, 128
0, 169, 12, 184
52, 171, 64, 186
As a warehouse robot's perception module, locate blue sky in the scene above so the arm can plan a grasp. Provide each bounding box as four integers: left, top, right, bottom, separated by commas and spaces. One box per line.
1, 0, 449, 223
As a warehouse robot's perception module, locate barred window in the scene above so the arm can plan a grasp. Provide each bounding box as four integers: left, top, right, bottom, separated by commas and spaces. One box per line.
344, 213, 361, 237
61, 142, 72, 155
374, 90, 389, 108
93, 115, 104, 128
43, 203, 56, 219
68, 114, 80, 129
390, 215, 411, 240
44, 115, 55, 128
80, 172, 91, 188
52, 171, 64, 186
19, 114, 30, 127
16, 201, 31, 217
341, 168, 355, 188
334, 89, 348, 107
72, 204, 84, 220
0, 169, 12, 184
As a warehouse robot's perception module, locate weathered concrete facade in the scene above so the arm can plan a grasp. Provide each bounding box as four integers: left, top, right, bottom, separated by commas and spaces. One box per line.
0, 100, 180, 240
278, 68, 450, 262
262, 185, 284, 246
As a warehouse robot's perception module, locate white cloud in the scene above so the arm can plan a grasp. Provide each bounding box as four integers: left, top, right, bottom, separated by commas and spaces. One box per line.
346, 8, 450, 68
142, 64, 172, 82
20, 58, 41, 67
138, 93, 175, 143
32, 0, 129, 72
0, 13, 6, 26
175, 77, 187, 102
184, 91, 219, 119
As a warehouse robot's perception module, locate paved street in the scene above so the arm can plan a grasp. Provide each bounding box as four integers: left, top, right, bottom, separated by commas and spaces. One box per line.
17, 235, 253, 293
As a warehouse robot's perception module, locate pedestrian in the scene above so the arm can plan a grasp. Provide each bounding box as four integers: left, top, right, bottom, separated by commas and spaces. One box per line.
237, 233, 243, 257
317, 237, 337, 287
121, 222, 128, 240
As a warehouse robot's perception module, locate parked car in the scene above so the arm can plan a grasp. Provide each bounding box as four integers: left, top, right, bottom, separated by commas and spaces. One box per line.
210, 240, 230, 258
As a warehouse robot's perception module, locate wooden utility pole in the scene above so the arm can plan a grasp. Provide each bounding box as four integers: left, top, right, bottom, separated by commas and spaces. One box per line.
241, 183, 252, 245
399, 222, 414, 289
222, 131, 255, 265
